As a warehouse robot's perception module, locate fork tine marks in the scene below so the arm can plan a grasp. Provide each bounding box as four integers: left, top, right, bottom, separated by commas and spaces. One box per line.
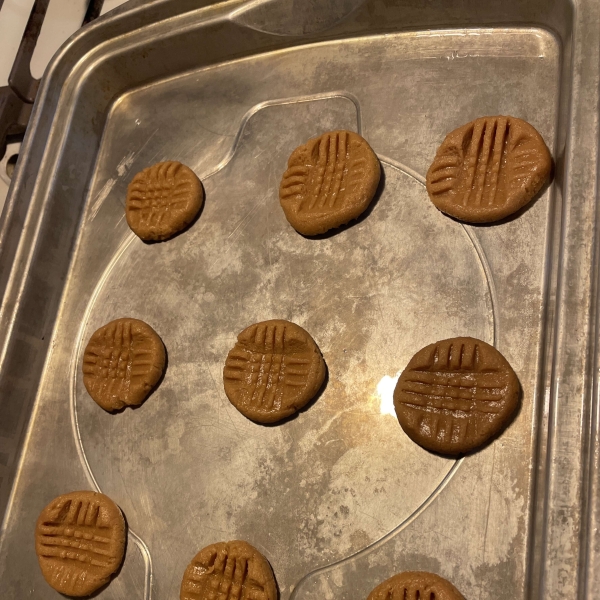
281, 185, 304, 198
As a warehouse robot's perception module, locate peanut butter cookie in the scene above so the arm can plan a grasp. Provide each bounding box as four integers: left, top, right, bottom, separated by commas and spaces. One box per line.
426, 116, 551, 222
393, 337, 520, 455
35, 491, 126, 597
368, 571, 466, 600
83, 317, 166, 412
180, 540, 277, 600
126, 160, 203, 241
279, 130, 380, 235
223, 319, 325, 423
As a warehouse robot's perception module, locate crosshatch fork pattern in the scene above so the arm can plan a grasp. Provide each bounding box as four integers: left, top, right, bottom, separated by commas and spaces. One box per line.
397, 341, 506, 445
84, 320, 152, 396
394, 338, 519, 452
426, 115, 551, 222
278, 129, 380, 234
382, 588, 436, 600
181, 548, 267, 600
37, 498, 119, 567
180, 541, 277, 600
82, 318, 165, 410
398, 342, 508, 415
280, 131, 369, 212
428, 116, 512, 207
224, 322, 314, 411
127, 161, 197, 227
35, 492, 125, 596
83, 319, 137, 388
367, 572, 466, 600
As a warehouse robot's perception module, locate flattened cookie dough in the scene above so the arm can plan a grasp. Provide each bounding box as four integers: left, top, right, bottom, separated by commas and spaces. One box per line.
126, 160, 203, 241
180, 540, 277, 600
223, 319, 326, 423
35, 491, 126, 597
368, 571, 466, 600
279, 130, 381, 235
83, 317, 166, 412
393, 337, 520, 455
426, 116, 551, 223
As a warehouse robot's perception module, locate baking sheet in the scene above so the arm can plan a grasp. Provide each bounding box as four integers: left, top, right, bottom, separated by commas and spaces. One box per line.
0, 1, 599, 599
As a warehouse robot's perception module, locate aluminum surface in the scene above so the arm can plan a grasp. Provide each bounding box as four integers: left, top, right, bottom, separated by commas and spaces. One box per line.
0, 1, 599, 600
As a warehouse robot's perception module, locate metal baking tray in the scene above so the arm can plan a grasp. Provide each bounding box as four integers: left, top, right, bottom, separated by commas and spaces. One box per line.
1, 0, 599, 598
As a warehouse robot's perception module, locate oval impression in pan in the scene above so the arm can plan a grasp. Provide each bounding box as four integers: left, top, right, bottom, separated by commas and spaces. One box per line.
75, 97, 494, 598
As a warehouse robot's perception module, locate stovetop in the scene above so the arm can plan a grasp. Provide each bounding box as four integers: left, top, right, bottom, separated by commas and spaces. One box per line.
0, 0, 127, 214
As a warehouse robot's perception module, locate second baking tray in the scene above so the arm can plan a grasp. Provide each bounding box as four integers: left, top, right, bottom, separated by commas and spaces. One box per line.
1, 0, 599, 599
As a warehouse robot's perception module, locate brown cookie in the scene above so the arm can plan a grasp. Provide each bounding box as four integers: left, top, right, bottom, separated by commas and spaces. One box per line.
223, 319, 326, 423
180, 540, 277, 600
393, 337, 520, 455
126, 160, 203, 241
35, 491, 126, 597
426, 116, 551, 222
368, 571, 465, 600
83, 317, 166, 412
279, 130, 381, 235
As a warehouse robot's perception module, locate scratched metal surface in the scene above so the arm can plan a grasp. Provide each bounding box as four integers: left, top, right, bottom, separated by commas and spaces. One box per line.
1, 1, 599, 600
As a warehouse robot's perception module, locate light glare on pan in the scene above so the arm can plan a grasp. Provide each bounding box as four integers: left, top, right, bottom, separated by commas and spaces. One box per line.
377, 373, 400, 417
